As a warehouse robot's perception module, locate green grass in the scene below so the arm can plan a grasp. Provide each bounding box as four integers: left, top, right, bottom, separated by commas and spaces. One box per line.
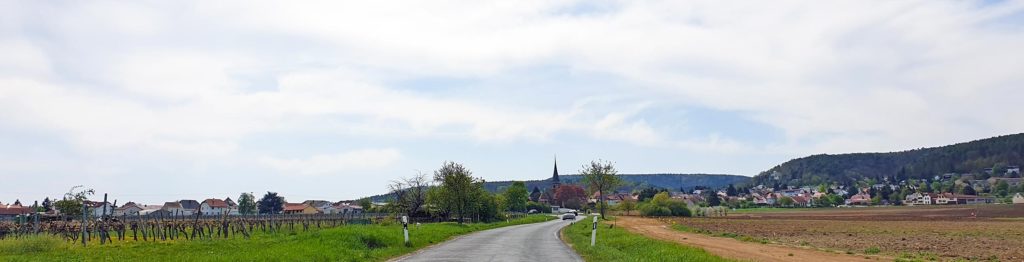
563, 217, 734, 262
0, 215, 553, 261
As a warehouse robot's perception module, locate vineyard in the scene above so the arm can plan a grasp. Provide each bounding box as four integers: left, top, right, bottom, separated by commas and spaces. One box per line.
0, 212, 390, 245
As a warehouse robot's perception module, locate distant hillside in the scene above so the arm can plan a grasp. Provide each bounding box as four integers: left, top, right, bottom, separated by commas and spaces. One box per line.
483, 173, 751, 193
753, 133, 1024, 187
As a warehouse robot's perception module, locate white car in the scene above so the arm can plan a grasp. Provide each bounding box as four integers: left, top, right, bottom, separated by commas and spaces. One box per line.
561, 213, 576, 220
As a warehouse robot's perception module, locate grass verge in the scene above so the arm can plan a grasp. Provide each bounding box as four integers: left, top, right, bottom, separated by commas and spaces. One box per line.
0, 215, 553, 262
562, 217, 733, 262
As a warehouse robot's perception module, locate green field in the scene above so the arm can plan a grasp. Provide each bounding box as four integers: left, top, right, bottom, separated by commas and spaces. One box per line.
562, 217, 733, 262
0, 215, 553, 261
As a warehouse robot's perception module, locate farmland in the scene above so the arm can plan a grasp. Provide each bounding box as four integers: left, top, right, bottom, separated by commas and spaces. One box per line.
663, 205, 1024, 261
562, 216, 731, 262
0, 214, 552, 261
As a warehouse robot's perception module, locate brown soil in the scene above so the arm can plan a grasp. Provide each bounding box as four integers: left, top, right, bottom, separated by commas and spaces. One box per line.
661, 205, 1024, 261
726, 205, 1024, 221
617, 216, 882, 262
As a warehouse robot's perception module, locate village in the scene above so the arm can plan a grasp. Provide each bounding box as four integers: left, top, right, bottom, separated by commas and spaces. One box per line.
0, 197, 366, 220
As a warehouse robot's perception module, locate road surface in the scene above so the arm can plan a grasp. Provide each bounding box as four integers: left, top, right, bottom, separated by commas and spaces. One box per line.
392, 216, 584, 262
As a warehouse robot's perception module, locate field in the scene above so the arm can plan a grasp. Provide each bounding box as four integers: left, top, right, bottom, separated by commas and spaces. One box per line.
665, 205, 1024, 261
0, 215, 552, 261
562, 216, 732, 262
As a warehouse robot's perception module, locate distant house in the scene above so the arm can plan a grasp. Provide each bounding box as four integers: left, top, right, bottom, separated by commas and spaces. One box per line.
790, 196, 812, 207
178, 200, 201, 213
847, 193, 872, 206
160, 202, 192, 216
331, 202, 363, 214
84, 201, 115, 217
303, 200, 332, 208
1013, 193, 1024, 204
778, 189, 804, 197
200, 199, 237, 215
283, 203, 318, 214
988, 178, 1023, 187
0, 203, 33, 218
141, 209, 172, 218
933, 193, 994, 205
904, 193, 934, 206
114, 202, 143, 216
1007, 166, 1021, 175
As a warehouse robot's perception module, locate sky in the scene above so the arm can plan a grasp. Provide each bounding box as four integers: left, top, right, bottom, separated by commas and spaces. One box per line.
2, 0, 1024, 204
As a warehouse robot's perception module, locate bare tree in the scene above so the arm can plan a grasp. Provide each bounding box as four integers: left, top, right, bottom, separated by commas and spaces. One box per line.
388, 172, 431, 217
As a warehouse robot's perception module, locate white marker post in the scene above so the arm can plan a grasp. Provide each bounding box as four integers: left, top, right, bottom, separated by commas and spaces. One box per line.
402, 216, 409, 245
590, 216, 597, 246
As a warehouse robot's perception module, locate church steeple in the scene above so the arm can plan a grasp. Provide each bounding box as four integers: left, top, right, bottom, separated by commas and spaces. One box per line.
551, 156, 561, 189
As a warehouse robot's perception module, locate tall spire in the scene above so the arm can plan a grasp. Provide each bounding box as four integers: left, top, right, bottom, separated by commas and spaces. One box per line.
551, 156, 561, 189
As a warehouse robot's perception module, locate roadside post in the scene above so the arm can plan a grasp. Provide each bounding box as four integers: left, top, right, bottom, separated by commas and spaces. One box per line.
590, 216, 597, 246
402, 216, 409, 245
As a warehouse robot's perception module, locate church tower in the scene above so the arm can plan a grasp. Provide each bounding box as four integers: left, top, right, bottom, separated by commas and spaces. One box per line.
551, 157, 561, 190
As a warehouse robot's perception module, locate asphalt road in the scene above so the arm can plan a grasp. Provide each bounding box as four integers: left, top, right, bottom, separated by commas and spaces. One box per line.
393, 216, 584, 262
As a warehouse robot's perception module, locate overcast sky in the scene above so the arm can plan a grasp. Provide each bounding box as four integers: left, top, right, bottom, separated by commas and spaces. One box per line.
2, 1, 1024, 204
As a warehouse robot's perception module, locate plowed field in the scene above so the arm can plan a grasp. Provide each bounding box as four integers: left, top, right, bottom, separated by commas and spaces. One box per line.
665, 205, 1024, 261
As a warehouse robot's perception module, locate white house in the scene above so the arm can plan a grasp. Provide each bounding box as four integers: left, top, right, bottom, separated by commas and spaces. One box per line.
1013, 193, 1024, 204
85, 201, 115, 217
904, 193, 934, 206
160, 202, 193, 216
332, 203, 363, 214
200, 199, 236, 215
113, 202, 143, 216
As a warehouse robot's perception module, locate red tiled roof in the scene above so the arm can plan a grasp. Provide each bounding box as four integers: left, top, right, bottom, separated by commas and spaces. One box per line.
0, 205, 33, 215
283, 203, 306, 211
202, 198, 229, 208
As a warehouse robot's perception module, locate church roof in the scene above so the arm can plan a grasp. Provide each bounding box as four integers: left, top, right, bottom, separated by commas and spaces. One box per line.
551, 158, 560, 183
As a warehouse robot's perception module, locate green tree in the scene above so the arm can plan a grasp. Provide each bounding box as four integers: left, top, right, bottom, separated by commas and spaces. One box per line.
257, 192, 285, 214
580, 159, 622, 219
430, 161, 482, 223
778, 196, 794, 207
961, 183, 977, 195
995, 180, 1010, 196
503, 181, 529, 212
617, 197, 637, 215
54, 186, 94, 218
356, 198, 373, 212
238, 192, 257, 215
705, 191, 722, 207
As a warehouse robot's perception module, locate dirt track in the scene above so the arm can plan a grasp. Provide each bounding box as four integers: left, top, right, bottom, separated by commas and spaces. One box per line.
617, 216, 885, 262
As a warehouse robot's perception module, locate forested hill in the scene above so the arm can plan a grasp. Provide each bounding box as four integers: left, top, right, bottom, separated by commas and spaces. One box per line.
753, 133, 1024, 187
483, 173, 750, 193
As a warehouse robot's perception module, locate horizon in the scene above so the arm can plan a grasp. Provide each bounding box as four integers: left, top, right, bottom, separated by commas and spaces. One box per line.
3, 1, 1024, 203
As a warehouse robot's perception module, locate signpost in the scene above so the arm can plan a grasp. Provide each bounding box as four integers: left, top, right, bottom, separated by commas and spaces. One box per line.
590, 216, 597, 246
402, 216, 409, 245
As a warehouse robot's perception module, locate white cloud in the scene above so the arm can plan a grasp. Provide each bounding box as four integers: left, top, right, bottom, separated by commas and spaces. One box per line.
260, 149, 403, 176
2, 0, 1024, 201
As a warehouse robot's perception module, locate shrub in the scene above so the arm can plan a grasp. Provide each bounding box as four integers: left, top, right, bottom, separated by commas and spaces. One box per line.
865, 246, 881, 254
525, 201, 551, 213
667, 202, 692, 217
639, 203, 672, 216
638, 192, 692, 217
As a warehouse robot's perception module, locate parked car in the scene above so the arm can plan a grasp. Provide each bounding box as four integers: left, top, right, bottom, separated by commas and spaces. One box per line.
561, 213, 576, 220
528, 209, 538, 214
